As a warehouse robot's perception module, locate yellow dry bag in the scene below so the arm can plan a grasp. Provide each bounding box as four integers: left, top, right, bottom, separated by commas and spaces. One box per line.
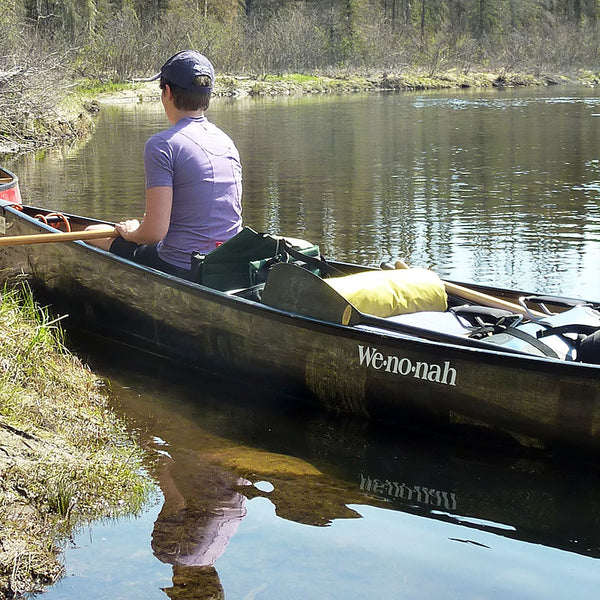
325, 268, 447, 318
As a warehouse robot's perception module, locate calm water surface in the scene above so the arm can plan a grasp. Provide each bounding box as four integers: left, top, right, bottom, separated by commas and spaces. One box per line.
12, 85, 600, 297
9, 87, 600, 599
38, 348, 600, 600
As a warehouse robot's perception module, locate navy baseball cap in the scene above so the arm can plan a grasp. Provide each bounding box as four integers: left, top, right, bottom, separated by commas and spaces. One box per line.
149, 50, 214, 90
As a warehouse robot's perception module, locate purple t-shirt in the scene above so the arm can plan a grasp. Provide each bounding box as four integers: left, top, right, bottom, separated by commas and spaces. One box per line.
144, 116, 242, 269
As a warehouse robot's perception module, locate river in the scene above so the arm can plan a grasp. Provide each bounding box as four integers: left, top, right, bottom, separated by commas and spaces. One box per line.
9, 86, 600, 599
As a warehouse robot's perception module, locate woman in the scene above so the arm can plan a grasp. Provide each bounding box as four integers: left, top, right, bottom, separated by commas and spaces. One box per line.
88, 50, 243, 280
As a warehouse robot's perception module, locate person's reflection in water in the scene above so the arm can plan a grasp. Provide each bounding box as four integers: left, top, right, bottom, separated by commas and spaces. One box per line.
152, 450, 249, 600
150, 425, 367, 599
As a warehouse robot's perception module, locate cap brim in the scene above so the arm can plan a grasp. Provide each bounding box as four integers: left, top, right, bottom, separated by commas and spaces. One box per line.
147, 72, 161, 82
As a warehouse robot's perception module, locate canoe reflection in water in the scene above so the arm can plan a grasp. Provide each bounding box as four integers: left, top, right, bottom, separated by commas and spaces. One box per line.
75, 341, 600, 598
147, 418, 600, 599
147, 429, 369, 599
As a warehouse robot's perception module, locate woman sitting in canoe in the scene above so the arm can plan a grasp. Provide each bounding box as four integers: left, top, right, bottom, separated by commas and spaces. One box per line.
87, 50, 243, 279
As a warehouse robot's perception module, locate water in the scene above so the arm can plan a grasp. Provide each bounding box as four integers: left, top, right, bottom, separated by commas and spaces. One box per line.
37, 349, 600, 600
12, 86, 600, 297
8, 86, 600, 598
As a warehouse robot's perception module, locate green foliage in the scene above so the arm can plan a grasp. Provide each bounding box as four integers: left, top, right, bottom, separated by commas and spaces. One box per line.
74, 80, 134, 95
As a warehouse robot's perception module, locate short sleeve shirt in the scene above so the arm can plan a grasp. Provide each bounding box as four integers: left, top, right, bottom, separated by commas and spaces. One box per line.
144, 116, 243, 269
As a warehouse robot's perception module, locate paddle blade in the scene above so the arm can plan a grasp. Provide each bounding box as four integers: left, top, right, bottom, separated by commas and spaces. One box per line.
262, 262, 358, 324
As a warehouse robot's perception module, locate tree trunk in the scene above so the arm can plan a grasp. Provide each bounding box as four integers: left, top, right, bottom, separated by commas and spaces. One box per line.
478, 0, 486, 37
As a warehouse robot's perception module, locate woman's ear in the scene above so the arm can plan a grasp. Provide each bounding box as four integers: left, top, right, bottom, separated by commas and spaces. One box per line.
163, 83, 173, 100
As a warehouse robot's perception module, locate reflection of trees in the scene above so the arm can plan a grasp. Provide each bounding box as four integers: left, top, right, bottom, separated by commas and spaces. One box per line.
237, 92, 600, 292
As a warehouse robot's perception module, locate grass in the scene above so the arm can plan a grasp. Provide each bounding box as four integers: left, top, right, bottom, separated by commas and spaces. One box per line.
73, 79, 138, 95
0, 285, 155, 597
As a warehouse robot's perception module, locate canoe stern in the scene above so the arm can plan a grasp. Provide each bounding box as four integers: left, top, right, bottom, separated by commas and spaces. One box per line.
0, 168, 22, 205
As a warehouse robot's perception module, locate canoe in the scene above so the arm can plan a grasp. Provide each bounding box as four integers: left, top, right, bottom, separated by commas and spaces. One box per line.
1, 176, 599, 456
0, 166, 21, 205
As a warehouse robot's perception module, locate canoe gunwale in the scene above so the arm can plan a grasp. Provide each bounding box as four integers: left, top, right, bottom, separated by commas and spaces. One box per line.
0, 167, 17, 186
0, 168, 21, 205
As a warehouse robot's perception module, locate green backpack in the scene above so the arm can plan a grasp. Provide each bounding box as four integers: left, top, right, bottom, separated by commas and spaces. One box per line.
190, 226, 323, 292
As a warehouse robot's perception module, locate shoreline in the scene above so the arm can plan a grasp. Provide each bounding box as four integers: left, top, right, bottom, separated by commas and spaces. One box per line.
2, 68, 599, 158
97, 69, 600, 104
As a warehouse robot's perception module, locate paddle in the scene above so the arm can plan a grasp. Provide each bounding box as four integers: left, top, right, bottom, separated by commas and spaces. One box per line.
261, 263, 532, 355
393, 260, 545, 319
0, 227, 118, 247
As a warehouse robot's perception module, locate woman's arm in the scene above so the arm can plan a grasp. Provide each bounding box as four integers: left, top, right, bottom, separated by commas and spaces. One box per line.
116, 186, 172, 244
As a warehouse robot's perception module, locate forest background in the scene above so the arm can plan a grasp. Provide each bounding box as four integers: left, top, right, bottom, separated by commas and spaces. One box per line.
2, 0, 600, 153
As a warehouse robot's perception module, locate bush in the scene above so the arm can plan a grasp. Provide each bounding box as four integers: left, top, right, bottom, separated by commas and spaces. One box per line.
245, 4, 333, 74
75, 7, 158, 81
0, 27, 69, 154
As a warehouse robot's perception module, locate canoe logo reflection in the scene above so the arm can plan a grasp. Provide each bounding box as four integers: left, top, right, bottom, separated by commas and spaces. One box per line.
360, 473, 458, 511
357, 345, 458, 386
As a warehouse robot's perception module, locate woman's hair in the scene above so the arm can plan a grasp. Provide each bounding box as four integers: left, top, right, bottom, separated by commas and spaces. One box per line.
160, 75, 211, 111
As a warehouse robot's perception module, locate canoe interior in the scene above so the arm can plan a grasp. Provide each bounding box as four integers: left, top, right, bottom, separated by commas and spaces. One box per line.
1, 202, 600, 459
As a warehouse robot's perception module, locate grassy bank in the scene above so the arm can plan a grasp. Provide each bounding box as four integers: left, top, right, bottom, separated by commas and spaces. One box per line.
96, 67, 600, 103
0, 286, 154, 598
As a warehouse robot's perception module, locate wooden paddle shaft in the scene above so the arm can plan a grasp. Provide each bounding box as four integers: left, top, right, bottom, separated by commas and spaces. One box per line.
0, 227, 118, 246
443, 280, 546, 318
394, 260, 545, 318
